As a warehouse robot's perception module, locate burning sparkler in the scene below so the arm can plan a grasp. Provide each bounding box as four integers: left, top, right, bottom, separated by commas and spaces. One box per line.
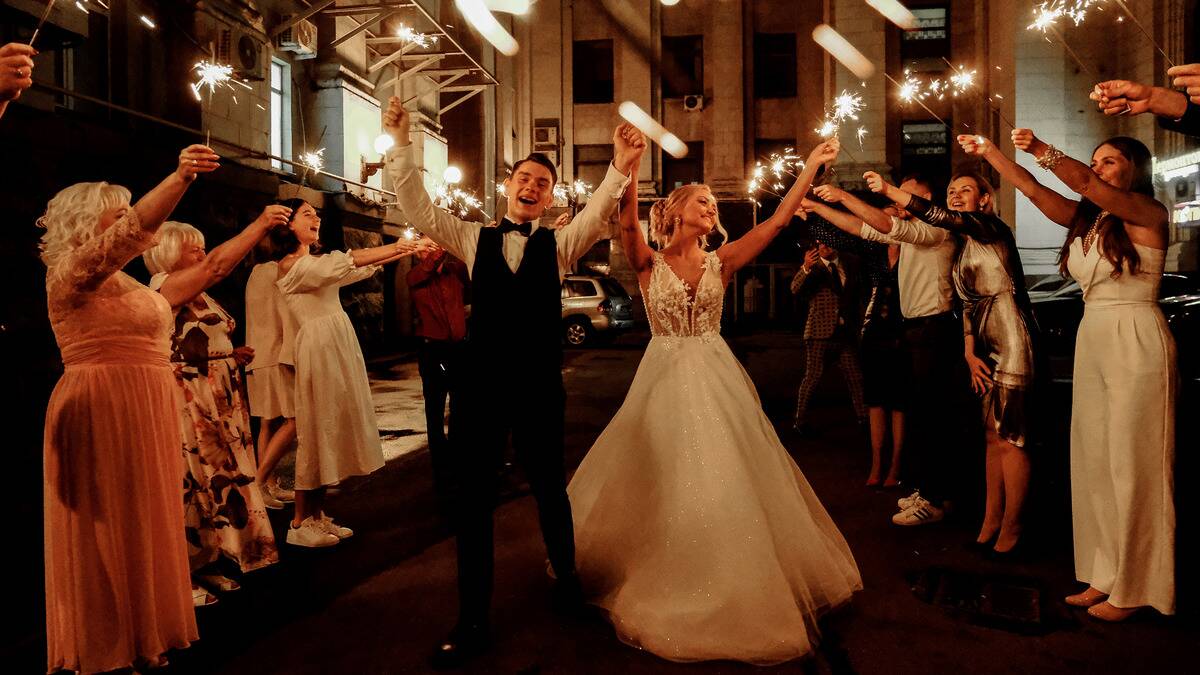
396, 23, 438, 48
300, 148, 325, 173
436, 183, 484, 219
815, 90, 864, 138
887, 71, 949, 129
190, 60, 252, 102
29, 0, 57, 46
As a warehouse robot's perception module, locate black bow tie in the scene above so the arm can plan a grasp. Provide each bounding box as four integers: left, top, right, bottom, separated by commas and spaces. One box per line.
496, 219, 532, 237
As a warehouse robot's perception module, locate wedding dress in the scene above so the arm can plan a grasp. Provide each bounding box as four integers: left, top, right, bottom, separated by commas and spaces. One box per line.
568, 251, 862, 665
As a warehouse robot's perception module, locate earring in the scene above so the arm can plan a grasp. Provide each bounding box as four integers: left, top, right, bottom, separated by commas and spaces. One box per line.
673, 216, 682, 227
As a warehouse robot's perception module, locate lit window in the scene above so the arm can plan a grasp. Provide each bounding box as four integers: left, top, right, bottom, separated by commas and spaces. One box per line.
270, 59, 292, 170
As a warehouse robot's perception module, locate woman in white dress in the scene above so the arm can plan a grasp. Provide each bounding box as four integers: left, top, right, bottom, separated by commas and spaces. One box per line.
272, 198, 421, 547
962, 131, 1175, 621
245, 252, 300, 509
568, 137, 862, 665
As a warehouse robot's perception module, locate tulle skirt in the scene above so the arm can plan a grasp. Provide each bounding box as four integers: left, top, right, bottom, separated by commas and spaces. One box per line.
569, 335, 862, 665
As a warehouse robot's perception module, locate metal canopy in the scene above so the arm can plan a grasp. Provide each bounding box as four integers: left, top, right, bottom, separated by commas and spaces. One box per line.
313, 0, 499, 103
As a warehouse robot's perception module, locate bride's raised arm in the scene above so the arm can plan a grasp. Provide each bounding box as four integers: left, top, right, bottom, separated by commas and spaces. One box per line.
716, 139, 839, 280
618, 153, 654, 288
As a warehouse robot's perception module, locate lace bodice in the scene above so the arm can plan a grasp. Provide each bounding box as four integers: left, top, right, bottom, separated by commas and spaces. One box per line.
45, 209, 173, 366
643, 252, 725, 338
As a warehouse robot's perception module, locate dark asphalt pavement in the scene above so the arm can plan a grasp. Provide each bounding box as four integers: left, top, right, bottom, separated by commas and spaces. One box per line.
15, 330, 1197, 674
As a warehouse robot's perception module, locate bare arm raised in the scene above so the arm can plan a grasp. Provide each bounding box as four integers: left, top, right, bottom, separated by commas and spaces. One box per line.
959, 132, 1077, 227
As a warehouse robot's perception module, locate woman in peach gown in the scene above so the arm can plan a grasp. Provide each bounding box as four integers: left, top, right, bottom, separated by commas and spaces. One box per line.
40, 145, 218, 673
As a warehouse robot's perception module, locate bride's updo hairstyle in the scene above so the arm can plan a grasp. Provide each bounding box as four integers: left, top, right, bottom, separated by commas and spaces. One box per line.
649, 183, 727, 250
37, 181, 133, 268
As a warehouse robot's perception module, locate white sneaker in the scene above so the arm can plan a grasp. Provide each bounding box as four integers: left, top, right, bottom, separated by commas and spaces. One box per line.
286, 517, 340, 547
259, 484, 284, 510
892, 497, 945, 526
316, 515, 353, 539
268, 482, 295, 503
897, 490, 922, 511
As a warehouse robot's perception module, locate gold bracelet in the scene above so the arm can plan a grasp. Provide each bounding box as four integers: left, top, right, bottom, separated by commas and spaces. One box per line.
1035, 145, 1066, 171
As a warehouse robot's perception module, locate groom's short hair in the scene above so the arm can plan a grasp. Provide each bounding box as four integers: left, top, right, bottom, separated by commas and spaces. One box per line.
512, 153, 558, 185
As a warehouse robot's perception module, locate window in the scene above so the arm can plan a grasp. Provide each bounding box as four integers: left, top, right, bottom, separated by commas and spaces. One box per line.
573, 144, 614, 198
662, 35, 703, 98
270, 59, 292, 170
662, 141, 703, 194
900, 6, 950, 72
753, 33, 797, 99
573, 40, 614, 104
901, 121, 949, 179
565, 280, 599, 297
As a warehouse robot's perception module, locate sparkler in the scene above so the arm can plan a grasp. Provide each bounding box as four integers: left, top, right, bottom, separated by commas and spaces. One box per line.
886, 71, 949, 129
29, 0, 57, 47
814, 90, 864, 138
300, 148, 325, 172
1112, 0, 1176, 67
190, 60, 252, 144
941, 58, 1016, 131
856, 127, 868, 151
396, 23, 438, 48
436, 183, 484, 219
747, 150, 806, 205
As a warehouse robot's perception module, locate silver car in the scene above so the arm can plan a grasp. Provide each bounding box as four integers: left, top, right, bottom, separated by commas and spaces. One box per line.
561, 274, 636, 346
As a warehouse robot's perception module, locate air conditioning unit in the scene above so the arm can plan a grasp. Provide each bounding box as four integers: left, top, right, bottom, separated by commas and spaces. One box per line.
683, 94, 705, 112
217, 26, 268, 80
276, 17, 318, 59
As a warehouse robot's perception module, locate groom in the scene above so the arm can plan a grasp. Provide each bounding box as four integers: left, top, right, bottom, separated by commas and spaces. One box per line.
383, 98, 645, 668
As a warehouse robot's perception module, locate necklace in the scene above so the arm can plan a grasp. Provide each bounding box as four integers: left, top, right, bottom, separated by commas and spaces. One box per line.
1082, 210, 1108, 255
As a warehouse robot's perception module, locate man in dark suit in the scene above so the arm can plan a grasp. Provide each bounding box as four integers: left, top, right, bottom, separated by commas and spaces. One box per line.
790, 240, 866, 436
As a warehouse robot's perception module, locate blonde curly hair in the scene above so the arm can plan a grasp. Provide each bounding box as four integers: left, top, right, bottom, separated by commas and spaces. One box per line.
648, 184, 726, 249
37, 182, 132, 268
143, 221, 205, 275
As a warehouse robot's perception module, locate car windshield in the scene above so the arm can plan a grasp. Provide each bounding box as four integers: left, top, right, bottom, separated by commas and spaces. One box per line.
600, 278, 630, 299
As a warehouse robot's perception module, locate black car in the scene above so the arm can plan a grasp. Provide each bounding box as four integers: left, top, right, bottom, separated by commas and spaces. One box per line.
1030, 272, 1200, 383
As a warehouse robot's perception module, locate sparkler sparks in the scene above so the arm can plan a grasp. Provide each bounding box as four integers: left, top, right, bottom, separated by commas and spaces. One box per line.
190, 60, 252, 101
815, 90, 864, 138
396, 23, 438, 48
300, 148, 325, 172
436, 183, 483, 219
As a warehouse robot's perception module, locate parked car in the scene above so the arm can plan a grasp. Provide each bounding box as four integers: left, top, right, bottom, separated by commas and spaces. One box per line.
1030, 272, 1200, 383
561, 274, 636, 346
1025, 275, 1077, 300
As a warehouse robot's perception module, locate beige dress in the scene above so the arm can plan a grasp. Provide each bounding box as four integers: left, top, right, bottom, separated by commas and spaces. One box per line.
43, 211, 196, 674
277, 251, 384, 489
1068, 239, 1176, 614
244, 262, 298, 419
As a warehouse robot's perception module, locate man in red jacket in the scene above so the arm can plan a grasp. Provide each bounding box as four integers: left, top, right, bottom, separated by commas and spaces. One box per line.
407, 240, 469, 505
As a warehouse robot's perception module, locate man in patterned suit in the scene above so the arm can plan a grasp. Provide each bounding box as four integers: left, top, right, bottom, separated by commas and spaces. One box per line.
790, 240, 866, 437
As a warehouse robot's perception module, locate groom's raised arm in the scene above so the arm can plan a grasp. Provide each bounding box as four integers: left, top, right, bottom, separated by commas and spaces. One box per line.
382, 98, 479, 266
556, 124, 644, 271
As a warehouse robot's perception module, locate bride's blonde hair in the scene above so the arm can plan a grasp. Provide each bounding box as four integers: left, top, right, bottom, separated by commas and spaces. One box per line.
648, 184, 726, 249
37, 182, 132, 268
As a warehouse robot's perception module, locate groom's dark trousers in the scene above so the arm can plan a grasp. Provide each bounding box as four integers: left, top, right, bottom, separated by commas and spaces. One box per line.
449, 227, 576, 627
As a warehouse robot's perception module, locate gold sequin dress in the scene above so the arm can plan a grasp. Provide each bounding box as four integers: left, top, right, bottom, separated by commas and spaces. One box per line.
567, 251, 862, 665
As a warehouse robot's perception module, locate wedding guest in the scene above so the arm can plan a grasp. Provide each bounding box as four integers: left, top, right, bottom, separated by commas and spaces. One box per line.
143, 213, 289, 603
40, 145, 218, 673
1091, 65, 1200, 137
865, 169, 1038, 556
406, 238, 469, 504
0, 42, 35, 121
963, 131, 1175, 620
809, 176, 972, 527
272, 198, 421, 547
799, 195, 907, 487
245, 247, 300, 509
789, 240, 867, 436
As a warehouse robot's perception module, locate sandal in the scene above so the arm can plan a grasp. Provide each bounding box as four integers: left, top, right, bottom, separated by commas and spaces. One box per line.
192, 584, 219, 607
198, 573, 241, 593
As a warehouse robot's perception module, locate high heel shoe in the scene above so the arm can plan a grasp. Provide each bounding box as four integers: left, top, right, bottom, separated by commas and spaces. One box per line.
1087, 601, 1142, 622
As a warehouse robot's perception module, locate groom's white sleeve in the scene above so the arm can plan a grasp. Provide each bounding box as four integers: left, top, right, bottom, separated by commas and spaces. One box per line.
556, 163, 632, 273
384, 143, 480, 266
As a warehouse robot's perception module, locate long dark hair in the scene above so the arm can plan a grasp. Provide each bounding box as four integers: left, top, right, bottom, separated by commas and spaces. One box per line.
1057, 136, 1154, 278
264, 198, 319, 261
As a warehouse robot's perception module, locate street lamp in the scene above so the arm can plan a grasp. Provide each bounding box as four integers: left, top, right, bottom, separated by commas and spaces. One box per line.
360, 134, 396, 183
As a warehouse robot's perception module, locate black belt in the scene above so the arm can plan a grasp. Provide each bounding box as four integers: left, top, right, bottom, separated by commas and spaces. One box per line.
902, 311, 955, 327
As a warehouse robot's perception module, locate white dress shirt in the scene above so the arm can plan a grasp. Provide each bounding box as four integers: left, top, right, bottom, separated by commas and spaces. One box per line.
385, 145, 631, 280
860, 216, 957, 318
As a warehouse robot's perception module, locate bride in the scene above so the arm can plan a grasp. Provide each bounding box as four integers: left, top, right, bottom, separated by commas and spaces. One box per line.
568, 136, 862, 665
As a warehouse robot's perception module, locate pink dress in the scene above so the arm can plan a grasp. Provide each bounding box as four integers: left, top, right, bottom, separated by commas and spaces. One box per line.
43, 210, 196, 674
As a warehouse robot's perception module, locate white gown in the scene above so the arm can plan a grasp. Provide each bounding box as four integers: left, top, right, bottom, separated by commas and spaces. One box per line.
568, 251, 862, 665
277, 251, 384, 490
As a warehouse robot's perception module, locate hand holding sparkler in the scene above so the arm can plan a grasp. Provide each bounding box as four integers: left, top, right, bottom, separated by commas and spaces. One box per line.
176, 145, 221, 183
253, 204, 293, 232
1090, 80, 1162, 117
807, 138, 841, 168
956, 134, 992, 157
613, 123, 647, 176
0, 43, 36, 103
552, 212, 573, 230
862, 171, 896, 199
1168, 64, 1200, 105
382, 96, 412, 147
813, 185, 848, 204
1010, 128, 1050, 158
